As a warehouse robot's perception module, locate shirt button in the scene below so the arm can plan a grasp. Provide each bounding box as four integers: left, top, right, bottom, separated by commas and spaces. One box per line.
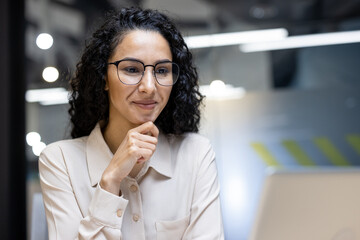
130, 185, 138, 192
133, 214, 140, 222
116, 209, 123, 217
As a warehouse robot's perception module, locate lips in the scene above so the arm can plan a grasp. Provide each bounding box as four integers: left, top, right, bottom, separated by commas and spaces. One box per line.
132, 100, 158, 110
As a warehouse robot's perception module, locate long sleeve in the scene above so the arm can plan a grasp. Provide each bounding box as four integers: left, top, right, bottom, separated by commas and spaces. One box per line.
39, 144, 128, 240
182, 141, 225, 239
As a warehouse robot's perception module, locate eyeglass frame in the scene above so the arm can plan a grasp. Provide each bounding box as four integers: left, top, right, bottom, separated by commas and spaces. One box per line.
108, 58, 180, 86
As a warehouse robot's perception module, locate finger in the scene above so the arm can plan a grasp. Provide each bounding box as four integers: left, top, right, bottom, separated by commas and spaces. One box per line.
128, 140, 156, 160
147, 122, 159, 138
135, 149, 153, 163
134, 121, 159, 138
128, 131, 158, 145
133, 140, 157, 151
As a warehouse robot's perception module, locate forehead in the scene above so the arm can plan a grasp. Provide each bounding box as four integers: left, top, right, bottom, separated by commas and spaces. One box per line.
110, 30, 172, 61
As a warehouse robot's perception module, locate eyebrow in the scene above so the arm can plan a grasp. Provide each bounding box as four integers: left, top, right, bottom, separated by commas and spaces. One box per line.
120, 57, 173, 64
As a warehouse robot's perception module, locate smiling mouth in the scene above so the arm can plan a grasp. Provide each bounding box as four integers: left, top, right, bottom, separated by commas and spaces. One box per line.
132, 100, 158, 110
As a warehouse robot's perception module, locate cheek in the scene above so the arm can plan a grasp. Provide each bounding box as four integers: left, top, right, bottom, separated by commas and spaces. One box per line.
161, 88, 172, 107
108, 84, 131, 104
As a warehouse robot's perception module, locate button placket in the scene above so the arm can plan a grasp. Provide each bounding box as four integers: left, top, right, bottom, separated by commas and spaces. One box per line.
129, 182, 141, 222
128, 181, 142, 223
123, 177, 146, 238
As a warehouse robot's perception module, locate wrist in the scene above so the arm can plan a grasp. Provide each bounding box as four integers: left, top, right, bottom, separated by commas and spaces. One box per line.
100, 173, 122, 196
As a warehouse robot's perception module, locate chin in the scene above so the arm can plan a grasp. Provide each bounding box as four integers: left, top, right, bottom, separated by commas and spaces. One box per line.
134, 115, 158, 125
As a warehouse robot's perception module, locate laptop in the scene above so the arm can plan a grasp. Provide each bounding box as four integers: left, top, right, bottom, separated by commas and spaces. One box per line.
249, 167, 360, 240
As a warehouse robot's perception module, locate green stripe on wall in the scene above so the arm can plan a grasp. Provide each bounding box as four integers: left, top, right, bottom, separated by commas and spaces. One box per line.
282, 140, 315, 166
346, 134, 360, 156
314, 137, 350, 166
251, 142, 281, 167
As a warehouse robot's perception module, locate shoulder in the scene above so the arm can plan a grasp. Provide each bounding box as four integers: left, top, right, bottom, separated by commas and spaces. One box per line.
168, 132, 212, 150
41, 137, 87, 155
166, 132, 214, 163
38, 137, 88, 179
164, 133, 217, 178
40, 137, 88, 164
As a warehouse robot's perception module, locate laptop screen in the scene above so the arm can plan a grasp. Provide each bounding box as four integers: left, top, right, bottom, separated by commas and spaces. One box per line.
249, 167, 360, 240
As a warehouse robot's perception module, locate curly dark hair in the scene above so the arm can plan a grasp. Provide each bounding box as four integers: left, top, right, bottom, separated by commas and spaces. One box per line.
68, 7, 203, 138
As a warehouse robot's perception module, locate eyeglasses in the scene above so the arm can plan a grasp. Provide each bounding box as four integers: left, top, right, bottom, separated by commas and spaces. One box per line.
108, 59, 180, 86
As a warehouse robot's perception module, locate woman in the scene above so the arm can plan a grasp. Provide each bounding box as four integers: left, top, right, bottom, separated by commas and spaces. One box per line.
39, 7, 224, 239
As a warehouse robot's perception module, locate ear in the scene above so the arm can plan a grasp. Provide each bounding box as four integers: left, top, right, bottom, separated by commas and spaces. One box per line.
104, 76, 109, 91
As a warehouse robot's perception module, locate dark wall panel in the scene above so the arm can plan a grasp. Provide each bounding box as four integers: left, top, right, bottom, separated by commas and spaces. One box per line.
0, 0, 26, 239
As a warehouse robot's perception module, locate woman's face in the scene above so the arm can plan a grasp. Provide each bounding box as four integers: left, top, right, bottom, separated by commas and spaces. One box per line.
105, 30, 173, 128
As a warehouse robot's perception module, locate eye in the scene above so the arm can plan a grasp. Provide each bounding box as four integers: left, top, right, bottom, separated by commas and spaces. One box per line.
155, 66, 170, 76
119, 65, 143, 76
124, 66, 140, 73
157, 68, 168, 74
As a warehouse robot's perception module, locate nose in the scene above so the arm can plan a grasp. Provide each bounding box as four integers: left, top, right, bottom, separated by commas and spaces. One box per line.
138, 67, 156, 93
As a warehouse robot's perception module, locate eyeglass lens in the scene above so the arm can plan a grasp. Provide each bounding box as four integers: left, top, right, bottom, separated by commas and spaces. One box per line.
116, 60, 179, 86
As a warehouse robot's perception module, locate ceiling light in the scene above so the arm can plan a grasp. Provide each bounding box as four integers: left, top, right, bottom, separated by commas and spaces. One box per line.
36, 33, 54, 50
200, 83, 246, 100
42, 66, 59, 82
25, 87, 69, 105
210, 80, 226, 91
26, 132, 41, 146
240, 30, 360, 52
184, 28, 288, 49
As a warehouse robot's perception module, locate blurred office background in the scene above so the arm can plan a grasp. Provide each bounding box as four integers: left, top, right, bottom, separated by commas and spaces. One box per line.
1, 0, 360, 239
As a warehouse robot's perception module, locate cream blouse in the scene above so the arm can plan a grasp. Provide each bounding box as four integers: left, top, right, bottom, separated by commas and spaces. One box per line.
39, 123, 224, 239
